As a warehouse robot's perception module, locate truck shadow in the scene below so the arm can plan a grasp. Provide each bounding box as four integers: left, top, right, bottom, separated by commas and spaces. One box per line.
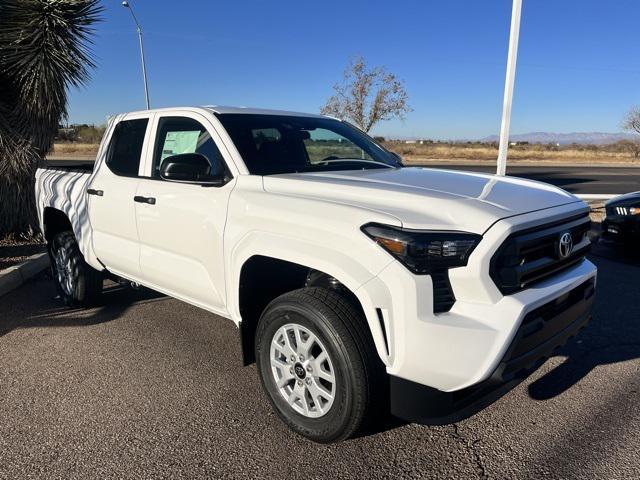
527, 249, 640, 400
0, 274, 165, 338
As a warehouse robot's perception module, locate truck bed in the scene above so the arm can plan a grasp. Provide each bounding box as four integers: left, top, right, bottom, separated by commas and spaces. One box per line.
35, 165, 94, 258
38, 159, 95, 172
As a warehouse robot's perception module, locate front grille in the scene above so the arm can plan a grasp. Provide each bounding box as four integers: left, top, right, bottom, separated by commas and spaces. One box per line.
490, 213, 591, 295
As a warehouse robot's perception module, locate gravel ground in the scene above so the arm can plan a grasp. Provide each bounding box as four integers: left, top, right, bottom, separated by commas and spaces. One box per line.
0, 242, 638, 479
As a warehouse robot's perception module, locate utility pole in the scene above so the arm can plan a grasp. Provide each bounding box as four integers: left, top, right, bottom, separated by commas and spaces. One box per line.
496, 0, 522, 176
122, 1, 150, 109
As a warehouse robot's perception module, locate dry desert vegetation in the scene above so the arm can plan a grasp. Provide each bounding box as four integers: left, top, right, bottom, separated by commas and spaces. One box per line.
48, 139, 640, 166
384, 141, 640, 165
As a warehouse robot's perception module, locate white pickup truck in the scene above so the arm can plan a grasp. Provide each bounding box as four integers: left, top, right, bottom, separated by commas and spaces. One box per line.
36, 106, 596, 443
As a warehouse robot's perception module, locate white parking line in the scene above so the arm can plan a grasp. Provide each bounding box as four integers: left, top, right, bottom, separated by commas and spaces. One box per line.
576, 194, 616, 201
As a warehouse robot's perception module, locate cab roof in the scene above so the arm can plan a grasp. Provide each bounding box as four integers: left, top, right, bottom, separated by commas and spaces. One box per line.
204, 105, 327, 118
117, 105, 329, 119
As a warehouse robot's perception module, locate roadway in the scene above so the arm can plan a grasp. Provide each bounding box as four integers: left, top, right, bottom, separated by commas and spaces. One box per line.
415, 164, 640, 196
45, 158, 639, 196
0, 244, 639, 479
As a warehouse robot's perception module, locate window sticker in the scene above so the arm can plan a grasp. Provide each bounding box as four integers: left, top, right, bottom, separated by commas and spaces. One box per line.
161, 130, 200, 161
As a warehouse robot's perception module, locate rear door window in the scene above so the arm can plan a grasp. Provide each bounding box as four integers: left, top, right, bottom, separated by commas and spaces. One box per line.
106, 118, 149, 177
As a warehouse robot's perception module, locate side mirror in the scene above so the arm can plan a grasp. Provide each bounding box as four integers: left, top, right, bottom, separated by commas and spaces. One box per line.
159, 153, 225, 186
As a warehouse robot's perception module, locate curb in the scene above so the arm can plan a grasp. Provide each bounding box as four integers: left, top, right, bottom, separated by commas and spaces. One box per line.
0, 252, 50, 298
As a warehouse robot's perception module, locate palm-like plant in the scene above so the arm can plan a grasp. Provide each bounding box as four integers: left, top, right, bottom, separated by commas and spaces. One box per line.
0, 0, 102, 237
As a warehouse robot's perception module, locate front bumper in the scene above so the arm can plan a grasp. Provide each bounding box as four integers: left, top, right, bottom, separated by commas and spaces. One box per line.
362, 250, 597, 392
389, 276, 595, 424
602, 216, 640, 243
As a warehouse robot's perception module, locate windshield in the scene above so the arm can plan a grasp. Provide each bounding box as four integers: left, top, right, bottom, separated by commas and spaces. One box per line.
216, 113, 401, 175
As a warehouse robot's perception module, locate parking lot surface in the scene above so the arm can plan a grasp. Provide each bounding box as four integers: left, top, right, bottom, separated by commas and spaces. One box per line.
0, 245, 639, 479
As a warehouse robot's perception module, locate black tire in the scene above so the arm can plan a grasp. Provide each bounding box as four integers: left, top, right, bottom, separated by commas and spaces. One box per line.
49, 231, 103, 308
255, 287, 385, 443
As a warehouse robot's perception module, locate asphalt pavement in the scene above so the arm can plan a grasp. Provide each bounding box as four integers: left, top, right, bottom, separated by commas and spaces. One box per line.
0, 242, 638, 479
415, 164, 640, 196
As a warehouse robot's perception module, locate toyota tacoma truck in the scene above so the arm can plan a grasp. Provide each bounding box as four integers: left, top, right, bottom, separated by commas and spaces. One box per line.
36, 106, 597, 443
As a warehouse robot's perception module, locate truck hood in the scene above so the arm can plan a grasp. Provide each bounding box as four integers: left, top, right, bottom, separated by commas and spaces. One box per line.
263, 167, 582, 233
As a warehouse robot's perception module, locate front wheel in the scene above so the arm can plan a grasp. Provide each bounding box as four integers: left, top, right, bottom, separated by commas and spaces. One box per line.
49, 231, 103, 307
255, 287, 384, 443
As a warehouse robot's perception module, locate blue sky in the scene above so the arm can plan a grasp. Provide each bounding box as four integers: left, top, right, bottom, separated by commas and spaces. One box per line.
67, 0, 640, 139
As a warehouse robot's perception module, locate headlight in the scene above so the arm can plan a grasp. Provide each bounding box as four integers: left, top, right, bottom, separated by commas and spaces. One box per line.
361, 223, 482, 274
613, 206, 640, 216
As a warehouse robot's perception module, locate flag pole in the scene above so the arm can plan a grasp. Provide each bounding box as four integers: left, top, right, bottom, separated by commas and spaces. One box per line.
496, 0, 523, 176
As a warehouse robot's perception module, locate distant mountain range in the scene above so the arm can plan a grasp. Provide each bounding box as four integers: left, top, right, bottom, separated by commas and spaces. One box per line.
480, 132, 637, 145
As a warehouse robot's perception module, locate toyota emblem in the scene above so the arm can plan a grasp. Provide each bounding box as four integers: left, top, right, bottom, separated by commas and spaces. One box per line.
558, 232, 573, 259
294, 364, 306, 379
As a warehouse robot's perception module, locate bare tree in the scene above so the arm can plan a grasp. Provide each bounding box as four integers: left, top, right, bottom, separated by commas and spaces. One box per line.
621, 106, 640, 158
623, 107, 640, 135
621, 107, 640, 158
321, 57, 411, 133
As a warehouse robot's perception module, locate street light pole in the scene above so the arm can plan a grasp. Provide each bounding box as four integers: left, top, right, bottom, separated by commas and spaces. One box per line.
122, 1, 150, 110
496, 0, 522, 176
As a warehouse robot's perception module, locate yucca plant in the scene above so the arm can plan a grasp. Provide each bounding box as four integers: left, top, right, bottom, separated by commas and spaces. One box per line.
0, 0, 102, 237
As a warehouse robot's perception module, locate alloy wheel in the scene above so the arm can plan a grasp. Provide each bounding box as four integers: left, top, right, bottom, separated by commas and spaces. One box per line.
269, 322, 336, 418
54, 246, 74, 296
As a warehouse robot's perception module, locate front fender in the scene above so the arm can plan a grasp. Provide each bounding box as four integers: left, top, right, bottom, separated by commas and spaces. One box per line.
228, 231, 395, 366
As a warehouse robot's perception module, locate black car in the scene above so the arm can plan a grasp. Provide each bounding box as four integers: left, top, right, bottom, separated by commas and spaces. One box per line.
602, 191, 640, 245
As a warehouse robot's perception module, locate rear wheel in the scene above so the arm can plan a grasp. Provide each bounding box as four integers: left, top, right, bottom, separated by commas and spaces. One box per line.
49, 231, 103, 307
255, 287, 384, 443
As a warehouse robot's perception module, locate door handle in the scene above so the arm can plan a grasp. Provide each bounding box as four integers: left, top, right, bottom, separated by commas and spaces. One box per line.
134, 195, 156, 205
87, 188, 104, 196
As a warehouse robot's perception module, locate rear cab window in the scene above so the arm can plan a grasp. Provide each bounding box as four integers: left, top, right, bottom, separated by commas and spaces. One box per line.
105, 118, 149, 177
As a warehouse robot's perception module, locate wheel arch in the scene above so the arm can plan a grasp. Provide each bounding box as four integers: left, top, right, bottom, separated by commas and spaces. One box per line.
235, 253, 390, 368
41, 206, 103, 271
42, 207, 74, 243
